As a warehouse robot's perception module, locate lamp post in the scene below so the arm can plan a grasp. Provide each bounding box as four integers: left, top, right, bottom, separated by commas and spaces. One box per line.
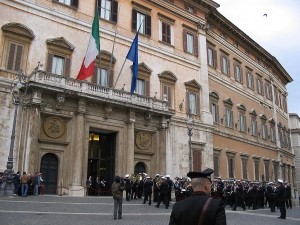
186, 110, 194, 172
1, 70, 28, 196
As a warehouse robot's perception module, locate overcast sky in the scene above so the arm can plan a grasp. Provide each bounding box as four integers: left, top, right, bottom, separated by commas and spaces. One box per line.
216, 0, 300, 116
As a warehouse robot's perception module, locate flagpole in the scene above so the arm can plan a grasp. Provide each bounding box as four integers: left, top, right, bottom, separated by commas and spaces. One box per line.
113, 20, 144, 90
109, 4, 121, 87
96, 1, 101, 83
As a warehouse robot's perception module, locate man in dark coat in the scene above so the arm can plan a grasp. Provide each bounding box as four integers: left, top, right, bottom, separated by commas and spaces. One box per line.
276, 179, 286, 219
169, 168, 226, 225
156, 176, 169, 209
143, 176, 153, 205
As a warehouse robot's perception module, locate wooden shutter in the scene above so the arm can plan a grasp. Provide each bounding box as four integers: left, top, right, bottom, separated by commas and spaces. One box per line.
72, 0, 79, 7
92, 67, 98, 84
216, 104, 219, 123
193, 151, 201, 172
64, 57, 70, 77
111, 0, 118, 23
132, 9, 137, 32
7, 43, 16, 70
186, 91, 189, 112
162, 22, 166, 42
168, 86, 172, 107
193, 33, 198, 55
146, 14, 151, 36
14, 45, 23, 71
213, 49, 217, 69
196, 94, 200, 115
230, 110, 233, 128
183, 30, 187, 52
108, 69, 114, 87
145, 80, 150, 97
46, 53, 54, 72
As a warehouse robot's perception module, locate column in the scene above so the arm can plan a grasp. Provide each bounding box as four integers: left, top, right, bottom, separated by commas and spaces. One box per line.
126, 110, 135, 175
69, 98, 85, 196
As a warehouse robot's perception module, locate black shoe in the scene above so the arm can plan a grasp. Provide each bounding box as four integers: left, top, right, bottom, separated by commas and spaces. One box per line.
232, 208, 236, 211
278, 217, 285, 219
155, 205, 159, 208
118, 217, 122, 219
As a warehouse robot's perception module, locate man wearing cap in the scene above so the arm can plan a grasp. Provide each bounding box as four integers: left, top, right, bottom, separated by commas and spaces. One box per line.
156, 176, 170, 209
169, 169, 226, 225
153, 174, 160, 202
276, 179, 286, 219
143, 176, 153, 205
124, 174, 131, 201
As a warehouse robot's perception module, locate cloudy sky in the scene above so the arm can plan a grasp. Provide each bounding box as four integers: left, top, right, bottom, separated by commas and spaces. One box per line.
216, 0, 300, 116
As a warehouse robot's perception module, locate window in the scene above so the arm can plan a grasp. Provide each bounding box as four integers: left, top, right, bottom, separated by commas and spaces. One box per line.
221, 54, 229, 75
185, 80, 201, 115
46, 37, 75, 77
274, 87, 279, 105
257, 76, 263, 95
99, 0, 118, 23
55, 0, 78, 7
264, 161, 270, 181
282, 97, 287, 113
234, 62, 242, 83
132, 9, 151, 36
223, 98, 233, 128
241, 156, 248, 180
96, 68, 109, 86
161, 21, 171, 44
253, 158, 260, 181
273, 163, 279, 181
93, 50, 115, 87
239, 112, 246, 132
213, 151, 221, 177
1, 23, 35, 72
158, 14, 175, 45
158, 71, 177, 109
207, 46, 217, 68
183, 29, 198, 55
270, 125, 276, 142
136, 78, 145, 95
209, 91, 219, 124
226, 152, 235, 178
265, 82, 272, 100
261, 122, 267, 140
246, 71, 254, 89
251, 117, 258, 136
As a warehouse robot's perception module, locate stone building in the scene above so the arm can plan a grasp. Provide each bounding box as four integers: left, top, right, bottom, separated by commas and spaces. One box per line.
290, 113, 300, 197
0, 0, 295, 196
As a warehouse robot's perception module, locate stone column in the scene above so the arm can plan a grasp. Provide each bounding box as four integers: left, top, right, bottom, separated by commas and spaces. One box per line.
69, 98, 86, 196
161, 116, 169, 175
126, 110, 135, 175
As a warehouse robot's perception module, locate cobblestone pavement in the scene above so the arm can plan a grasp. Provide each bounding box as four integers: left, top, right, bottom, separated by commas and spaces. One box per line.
0, 195, 299, 225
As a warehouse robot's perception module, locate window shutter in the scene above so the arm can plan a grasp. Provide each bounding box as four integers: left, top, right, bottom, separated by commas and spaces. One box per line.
72, 0, 79, 7
146, 14, 151, 36
92, 67, 98, 84
145, 80, 150, 97
216, 104, 219, 123
64, 57, 70, 77
230, 111, 233, 128
167, 86, 172, 107
108, 69, 114, 87
14, 45, 23, 71
213, 49, 217, 68
196, 94, 200, 115
186, 91, 189, 112
240, 67, 243, 83
132, 9, 137, 32
193, 151, 201, 172
194, 34, 198, 56
7, 43, 16, 70
46, 53, 54, 72
183, 30, 187, 52
227, 58, 230, 76
111, 0, 118, 23
162, 22, 166, 42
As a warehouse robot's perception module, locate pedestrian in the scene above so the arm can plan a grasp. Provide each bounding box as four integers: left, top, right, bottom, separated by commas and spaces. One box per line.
285, 183, 292, 209
143, 176, 153, 205
124, 174, 132, 201
33, 172, 43, 196
276, 179, 286, 219
111, 175, 125, 220
155, 176, 169, 209
20, 171, 30, 197
232, 180, 246, 211
153, 174, 160, 202
86, 175, 92, 196
13, 171, 21, 196
169, 168, 226, 225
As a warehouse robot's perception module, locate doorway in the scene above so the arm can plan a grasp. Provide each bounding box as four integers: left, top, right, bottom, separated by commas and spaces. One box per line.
87, 131, 116, 195
40, 153, 58, 194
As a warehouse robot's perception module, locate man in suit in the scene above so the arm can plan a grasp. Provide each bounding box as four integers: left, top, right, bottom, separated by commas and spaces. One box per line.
276, 179, 286, 219
169, 168, 226, 225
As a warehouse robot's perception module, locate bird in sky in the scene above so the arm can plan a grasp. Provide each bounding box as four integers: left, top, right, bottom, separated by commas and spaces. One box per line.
263, 13, 267, 17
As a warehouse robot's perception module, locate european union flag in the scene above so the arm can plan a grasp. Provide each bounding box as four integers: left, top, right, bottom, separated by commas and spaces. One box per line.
126, 32, 139, 95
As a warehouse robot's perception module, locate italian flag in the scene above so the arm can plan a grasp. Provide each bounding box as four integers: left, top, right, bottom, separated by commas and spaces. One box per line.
76, 7, 100, 80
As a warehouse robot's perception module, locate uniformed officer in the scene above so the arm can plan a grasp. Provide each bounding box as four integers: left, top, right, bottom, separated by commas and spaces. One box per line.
169, 168, 227, 225
276, 179, 286, 219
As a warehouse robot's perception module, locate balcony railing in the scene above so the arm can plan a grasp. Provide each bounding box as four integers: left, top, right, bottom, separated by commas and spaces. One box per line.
29, 70, 170, 114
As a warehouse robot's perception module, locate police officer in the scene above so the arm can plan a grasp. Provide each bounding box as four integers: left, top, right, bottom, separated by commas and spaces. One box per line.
169, 169, 226, 225
276, 179, 286, 219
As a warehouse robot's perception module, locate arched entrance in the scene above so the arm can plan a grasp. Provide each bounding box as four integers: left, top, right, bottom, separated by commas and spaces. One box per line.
134, 162, 146, 174
40, 153, 58, 194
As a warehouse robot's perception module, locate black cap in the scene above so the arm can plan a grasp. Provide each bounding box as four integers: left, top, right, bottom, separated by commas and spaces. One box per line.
187, 168, 214, 181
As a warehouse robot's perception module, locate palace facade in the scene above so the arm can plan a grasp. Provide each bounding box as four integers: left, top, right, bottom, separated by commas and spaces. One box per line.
0, 0, 295, 196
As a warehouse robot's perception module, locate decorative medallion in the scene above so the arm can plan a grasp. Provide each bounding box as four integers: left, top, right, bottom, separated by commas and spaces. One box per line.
43, 116, 65, 139
135, 131, 152, 150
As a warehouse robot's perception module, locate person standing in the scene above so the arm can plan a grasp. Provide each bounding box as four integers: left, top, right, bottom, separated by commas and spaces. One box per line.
33, 172, 43, 196
285, 183, 292, 209
276, 179, 286, 219
143, 176, 153, 205
169, 169, 226, 225
13, 171, 20, 196
156, 176, 169, 209
111, 176, 125, 220
153, 174, 160, 202
124, 174, 132, 201
86, 176, 92, 196
232, 180, 246, 211
20, 172, 30, 197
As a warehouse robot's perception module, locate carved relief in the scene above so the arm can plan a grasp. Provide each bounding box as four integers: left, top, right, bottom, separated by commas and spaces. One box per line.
135, 131, 152, 150
43, 116, 66, 139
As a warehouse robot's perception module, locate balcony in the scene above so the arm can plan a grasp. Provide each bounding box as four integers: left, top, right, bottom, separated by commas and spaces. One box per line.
28, 71, 172, 116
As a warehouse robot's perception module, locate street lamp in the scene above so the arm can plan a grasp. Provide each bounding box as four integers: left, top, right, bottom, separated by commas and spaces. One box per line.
1, 70, 28, 196
186, 110, 194, 172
